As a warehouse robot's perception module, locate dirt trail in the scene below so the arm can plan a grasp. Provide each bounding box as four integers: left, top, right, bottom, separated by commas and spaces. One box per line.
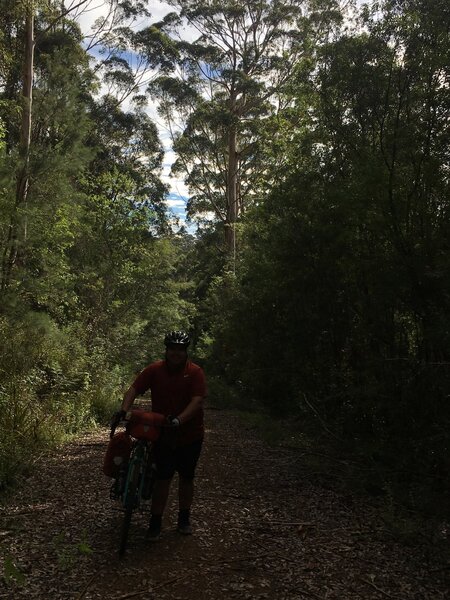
0, 408, 448, 599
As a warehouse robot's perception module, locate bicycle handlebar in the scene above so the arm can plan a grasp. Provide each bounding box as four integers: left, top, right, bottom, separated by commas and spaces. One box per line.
110, 419, 128, 439
110, 410, 167, 439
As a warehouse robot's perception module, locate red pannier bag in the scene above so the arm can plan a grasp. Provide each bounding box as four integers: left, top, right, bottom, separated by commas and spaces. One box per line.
127, 409, 165, 441
103, 431, 132, 478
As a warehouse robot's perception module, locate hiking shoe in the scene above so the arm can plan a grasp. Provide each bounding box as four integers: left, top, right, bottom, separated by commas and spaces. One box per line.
177, 522, 193, 535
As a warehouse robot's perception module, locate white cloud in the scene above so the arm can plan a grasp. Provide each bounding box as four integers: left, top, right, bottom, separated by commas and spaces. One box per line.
75, 0, 108, 34
76, 1, 174, 35
166, 197, 186, 208
162, 148, 176, 164
146, 1, 174, 21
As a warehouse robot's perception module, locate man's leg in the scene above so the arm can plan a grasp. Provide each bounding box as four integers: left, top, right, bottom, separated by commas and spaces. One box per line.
176, 439, 203, 535
151, 477, 172, 515
148, 477, 172, 541
177, 477, 194, 535
148, 441, 176, 541
178, 475, 194, 511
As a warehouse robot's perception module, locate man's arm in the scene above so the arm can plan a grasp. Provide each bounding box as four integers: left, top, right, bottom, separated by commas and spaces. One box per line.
175, 366, 207, 424
110, 385, 138, 433
121, 385, 138, 412
176, 395, 204, 425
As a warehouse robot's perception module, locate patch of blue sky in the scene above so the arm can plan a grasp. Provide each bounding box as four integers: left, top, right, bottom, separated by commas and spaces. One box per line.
166, 192, 198, 234
167, 192, 188, 207
166, 191, 188, 222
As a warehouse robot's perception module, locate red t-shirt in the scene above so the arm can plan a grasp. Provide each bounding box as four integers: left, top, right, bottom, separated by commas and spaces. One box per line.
132, 360, 207, 445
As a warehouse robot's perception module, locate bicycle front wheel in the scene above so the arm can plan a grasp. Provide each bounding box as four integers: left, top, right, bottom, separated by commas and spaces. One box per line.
119, 462, 139, 556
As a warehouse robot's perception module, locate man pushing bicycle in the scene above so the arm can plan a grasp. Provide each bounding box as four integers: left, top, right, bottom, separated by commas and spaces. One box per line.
111, 330, 207, 541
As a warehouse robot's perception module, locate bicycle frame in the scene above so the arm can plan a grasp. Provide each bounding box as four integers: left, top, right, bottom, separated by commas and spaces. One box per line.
109, 410, 163, 555
122, 439, 151, 509
118, 436, 158, 555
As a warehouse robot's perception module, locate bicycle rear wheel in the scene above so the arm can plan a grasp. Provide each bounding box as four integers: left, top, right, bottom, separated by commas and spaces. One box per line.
119, 462, 139, 556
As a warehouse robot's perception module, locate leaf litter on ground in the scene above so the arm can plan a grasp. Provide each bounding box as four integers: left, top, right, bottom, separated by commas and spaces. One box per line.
0, 409, 449, 599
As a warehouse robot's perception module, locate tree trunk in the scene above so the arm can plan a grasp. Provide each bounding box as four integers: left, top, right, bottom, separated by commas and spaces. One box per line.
225, 122, 238, 262
1, 5, 34, 291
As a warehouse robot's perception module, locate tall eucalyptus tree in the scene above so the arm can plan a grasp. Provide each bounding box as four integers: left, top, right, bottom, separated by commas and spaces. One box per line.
147, 0, 306, 253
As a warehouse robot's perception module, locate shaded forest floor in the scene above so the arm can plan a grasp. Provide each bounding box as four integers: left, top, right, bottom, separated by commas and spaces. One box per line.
1, 408, 449, 599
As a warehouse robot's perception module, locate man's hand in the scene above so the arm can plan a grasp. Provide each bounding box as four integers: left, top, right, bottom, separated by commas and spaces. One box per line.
110, 409, 126, 436
166, 415, 180, 428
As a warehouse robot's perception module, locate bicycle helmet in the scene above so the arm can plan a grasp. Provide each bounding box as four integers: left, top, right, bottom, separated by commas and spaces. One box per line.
164, 330, 190, 347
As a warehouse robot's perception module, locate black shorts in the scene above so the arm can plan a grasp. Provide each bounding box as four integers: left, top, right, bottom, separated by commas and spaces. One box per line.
153, 438, 203, 480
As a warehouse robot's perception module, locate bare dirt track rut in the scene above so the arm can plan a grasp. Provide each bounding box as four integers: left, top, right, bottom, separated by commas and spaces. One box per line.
0, 408, 449, 599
